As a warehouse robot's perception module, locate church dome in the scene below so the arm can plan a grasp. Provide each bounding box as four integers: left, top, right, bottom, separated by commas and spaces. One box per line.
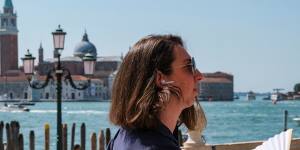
73, 32, 97, 58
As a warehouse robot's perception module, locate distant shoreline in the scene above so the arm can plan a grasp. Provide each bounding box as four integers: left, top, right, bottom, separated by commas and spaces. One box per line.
0, 100, 111, 102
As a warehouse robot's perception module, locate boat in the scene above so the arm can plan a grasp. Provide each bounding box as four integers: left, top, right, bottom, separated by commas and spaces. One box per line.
271, 89, 286, 102
234, 95, 239, 100
1, 103, 30, 112
293, 117, 300, 126
13, 100, 35, 106
263, 94, 271, 100
271, 93, 286, 101
246, 91, 256, 100
270, 89, 287, 104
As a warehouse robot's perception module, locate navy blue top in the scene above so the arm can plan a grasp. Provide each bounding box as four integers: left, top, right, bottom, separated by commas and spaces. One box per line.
107, 121, 181, 150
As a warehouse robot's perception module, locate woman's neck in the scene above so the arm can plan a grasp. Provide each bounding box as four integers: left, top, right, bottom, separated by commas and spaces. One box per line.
159, 99, 183, 133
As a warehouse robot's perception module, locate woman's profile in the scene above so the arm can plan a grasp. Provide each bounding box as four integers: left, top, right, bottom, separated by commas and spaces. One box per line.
108, 34, 206, 150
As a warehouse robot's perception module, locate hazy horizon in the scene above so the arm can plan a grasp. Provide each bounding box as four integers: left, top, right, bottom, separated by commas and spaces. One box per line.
4, 0, 300, 92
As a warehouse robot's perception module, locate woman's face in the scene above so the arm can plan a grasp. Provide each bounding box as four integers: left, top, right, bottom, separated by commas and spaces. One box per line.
166, 45, 203, 109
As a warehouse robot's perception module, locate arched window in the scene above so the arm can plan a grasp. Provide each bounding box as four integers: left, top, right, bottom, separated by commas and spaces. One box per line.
46, 93, 49, 99
24, 93, 28, 99
11, 19, 15, 26
9, 93, 13, 99
71, 93, 75, 99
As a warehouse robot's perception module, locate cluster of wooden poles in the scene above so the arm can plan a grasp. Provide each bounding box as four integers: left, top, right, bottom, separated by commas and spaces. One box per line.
0, 121, 112, 150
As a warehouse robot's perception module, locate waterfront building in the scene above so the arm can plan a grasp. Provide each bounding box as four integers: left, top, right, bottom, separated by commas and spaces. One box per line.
198, 71, 234, 101
0, 74, 108, 101
28, 75, 108, 101
0, 73, 27, 100
0, 0, 120, 101
107, 70, 117, 98
36, 32, 121, 92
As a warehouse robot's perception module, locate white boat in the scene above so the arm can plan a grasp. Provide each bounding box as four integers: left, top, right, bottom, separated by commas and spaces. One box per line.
246, 91, 256, 100
1, 103, 30, 112
271, 89, 286, 103
293, 117, 300, 126
271, 93, 287, 102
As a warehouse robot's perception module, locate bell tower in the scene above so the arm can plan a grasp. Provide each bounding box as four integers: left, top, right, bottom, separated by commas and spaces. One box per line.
0, 0, 18, 75
38, 43, 44, 64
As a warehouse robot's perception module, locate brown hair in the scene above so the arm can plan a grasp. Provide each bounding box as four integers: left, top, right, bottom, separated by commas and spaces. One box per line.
109, 34, 206, 130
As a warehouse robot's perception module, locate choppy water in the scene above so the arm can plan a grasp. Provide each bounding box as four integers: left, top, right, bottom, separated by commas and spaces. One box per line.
1, 96, 300, 149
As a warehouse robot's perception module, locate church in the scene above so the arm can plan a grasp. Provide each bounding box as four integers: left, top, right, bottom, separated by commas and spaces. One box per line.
0, 0, 234, 102
0, 0, 121, 101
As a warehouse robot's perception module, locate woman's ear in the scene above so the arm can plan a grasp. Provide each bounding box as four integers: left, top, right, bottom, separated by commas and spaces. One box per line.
155, 70, 164, 88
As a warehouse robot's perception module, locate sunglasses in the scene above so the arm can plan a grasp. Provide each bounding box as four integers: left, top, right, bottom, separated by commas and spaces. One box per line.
172, 57, 197, 75
184, 57, 197, 75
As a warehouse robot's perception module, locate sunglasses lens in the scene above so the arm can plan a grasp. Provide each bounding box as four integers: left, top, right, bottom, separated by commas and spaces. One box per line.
192, 57, 196, 74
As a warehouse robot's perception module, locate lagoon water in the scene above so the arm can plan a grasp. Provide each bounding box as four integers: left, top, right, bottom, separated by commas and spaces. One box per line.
1, 96, 300, 149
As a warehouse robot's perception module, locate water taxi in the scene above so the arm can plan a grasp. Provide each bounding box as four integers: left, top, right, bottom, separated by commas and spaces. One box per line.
1, 103, 30, 112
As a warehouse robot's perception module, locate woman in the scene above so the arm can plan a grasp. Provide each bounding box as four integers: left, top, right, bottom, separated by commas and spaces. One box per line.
108, 34, 206, 150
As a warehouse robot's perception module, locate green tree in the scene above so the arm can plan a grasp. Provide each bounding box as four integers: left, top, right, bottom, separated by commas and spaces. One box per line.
294, 83, 300, 93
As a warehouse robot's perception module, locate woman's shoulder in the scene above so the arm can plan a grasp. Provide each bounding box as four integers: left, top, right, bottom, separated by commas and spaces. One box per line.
110, 127, 180, 150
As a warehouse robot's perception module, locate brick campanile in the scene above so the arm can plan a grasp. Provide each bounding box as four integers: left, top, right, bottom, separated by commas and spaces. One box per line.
0, 0, 18, 76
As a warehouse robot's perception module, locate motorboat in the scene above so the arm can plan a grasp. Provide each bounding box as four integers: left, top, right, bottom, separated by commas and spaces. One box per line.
246, 91, 256, 100
13, 100, 35, 106
293, 117, 300, 126
271, 93, 284, 101
271, 89, 286, 103
1, 103, 30, 112
271, 93, 287, 102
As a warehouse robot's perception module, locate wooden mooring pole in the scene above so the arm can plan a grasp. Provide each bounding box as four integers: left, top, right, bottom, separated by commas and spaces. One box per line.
29, 130, 35, 150
81, 123, 86, 150
45, 123, 50, 150
91, 132, 97, 150
0, 121, 110, 150
71, 123, 76, 150
0, 121, 4, 150
284, 110, 288, 131
62, 124, 67, 150
5, 123, 10, 150
99, 130, 105, 150
18, 134, 24, 150
105, 128, 111, 146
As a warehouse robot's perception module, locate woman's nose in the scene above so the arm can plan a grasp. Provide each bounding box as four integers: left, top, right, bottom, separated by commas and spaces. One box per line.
194, 69, 203, 81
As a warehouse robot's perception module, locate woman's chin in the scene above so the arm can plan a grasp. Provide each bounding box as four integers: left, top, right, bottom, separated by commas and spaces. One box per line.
184, 100, 195, 108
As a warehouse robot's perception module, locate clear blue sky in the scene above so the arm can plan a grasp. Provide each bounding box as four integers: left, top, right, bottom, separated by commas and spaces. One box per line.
7, 0, 300, 92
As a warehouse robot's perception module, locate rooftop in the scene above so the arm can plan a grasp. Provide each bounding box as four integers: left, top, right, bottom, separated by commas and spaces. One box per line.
0, 75, 97, 82
200, 77, 232, 83
43, 56, 122, 63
